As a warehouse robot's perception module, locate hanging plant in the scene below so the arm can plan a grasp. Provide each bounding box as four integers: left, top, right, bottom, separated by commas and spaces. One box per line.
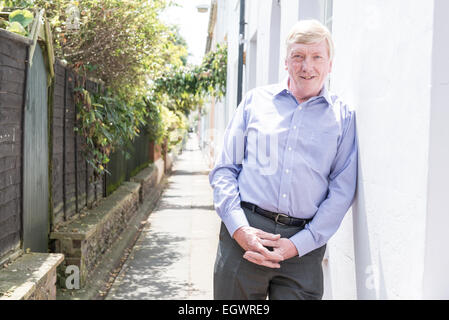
198, 43, 227, 99
152, 42, 228, 115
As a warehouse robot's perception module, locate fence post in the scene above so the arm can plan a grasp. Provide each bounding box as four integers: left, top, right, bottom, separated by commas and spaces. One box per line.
74, 75, 79, 214
163, 138, 168, 173
85, 81, 90, 208
149, 140, 154, 163
62, 68, 68, 221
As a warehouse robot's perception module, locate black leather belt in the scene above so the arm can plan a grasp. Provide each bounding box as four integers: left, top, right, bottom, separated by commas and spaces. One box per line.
241, 201, 311, 227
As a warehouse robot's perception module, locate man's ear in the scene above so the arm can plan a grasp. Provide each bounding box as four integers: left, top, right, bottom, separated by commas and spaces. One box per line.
328, 60, 333, 73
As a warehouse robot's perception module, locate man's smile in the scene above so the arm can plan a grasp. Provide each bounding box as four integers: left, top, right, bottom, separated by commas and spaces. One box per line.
300, 75, 317, 80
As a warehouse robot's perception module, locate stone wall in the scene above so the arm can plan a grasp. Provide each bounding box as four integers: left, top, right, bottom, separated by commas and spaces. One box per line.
131, 158, 164, 204
51, 182, 140, 287
0, 253, 64, 300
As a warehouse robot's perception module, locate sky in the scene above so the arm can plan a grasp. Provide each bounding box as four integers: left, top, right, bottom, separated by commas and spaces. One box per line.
160, 0, 211, 66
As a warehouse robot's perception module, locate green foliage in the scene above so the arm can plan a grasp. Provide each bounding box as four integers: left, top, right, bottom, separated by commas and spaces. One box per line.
1, 0, 227, 175
2, 0, 35, 8
145, 43, 227, 149
6, 20, 27, 35
3, 0, 187, 102
74, 84, 147, 176
197, 43, 228, 99
0, 8, 34, 36
143, 90, 189, 150
39, 0, 185, 101
152, 43, 227, 115
161, 106, 188, 151
5, 0, 191, 175
143, 96, 164, 145
9, 9, 33, 26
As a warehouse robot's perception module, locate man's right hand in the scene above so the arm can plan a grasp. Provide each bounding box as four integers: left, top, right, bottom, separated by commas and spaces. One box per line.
233, 226, 284, 268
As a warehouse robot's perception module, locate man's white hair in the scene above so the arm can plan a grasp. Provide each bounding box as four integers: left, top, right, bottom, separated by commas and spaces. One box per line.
286, 19, 334, 60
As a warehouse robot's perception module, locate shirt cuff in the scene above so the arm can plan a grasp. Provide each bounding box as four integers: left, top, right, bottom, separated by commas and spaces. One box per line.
221, 208, 250, 238
289, 227, 318, 258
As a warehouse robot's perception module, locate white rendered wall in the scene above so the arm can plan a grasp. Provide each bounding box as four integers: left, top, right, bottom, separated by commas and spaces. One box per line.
278, 0, 329, 84
278, 0, 300, 80
329, 0, 434, 299
423, 0, 449, 299
206, 0, 238, 164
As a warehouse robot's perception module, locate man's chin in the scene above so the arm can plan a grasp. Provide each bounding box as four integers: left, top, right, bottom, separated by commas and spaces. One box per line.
298, 88, 320, 98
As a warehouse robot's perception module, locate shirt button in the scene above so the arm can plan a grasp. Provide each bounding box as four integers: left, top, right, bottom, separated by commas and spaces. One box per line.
285, 169, 289, 174
282, 194, 287, 198
299, 106, 303, 111
293, 126, 297, 130
288, 147, 292, 151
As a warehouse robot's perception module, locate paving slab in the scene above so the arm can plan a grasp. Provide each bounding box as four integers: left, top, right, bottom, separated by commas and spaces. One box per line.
106, 134, 220, 300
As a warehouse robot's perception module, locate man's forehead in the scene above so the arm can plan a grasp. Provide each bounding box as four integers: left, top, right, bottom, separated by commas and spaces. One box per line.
288, 41, 328, 53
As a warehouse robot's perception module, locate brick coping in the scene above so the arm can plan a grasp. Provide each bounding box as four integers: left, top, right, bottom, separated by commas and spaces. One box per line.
0, 253, 64, 300
50, 181, 140, 241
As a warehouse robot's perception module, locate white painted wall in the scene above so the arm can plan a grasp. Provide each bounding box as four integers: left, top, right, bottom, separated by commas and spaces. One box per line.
329, 0, 434, 299
423, 0, 449, 299
203, 0, 449, 299
205, 0, 343, 298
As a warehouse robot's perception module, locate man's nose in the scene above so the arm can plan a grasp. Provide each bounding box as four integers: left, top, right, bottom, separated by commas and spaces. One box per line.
301, 57, 313, 72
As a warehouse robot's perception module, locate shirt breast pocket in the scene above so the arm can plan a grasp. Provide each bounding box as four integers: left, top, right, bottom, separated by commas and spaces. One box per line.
299, 129, 338, 175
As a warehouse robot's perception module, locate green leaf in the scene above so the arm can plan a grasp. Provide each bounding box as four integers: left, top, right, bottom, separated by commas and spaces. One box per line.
9, 10, 34, 28
6, 21, 27, 36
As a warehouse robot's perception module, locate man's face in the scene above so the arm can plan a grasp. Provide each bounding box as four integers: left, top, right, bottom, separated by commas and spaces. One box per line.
285, 40, 332, 102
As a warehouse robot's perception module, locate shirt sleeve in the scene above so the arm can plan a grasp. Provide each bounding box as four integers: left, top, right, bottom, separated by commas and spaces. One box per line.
209, 93, 251, 237
290, 108, 358, 257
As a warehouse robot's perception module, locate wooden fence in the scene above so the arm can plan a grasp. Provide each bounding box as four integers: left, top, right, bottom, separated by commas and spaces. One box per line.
0, 30, 158, 259
51, 61, 104, 227
0, 30, 30, 258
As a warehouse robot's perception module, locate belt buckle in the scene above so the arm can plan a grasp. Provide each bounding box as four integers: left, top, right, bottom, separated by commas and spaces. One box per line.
274, 213, 289, 226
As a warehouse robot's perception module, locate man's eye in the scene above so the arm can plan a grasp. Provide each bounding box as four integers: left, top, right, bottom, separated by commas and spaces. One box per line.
314, 56, 322, 59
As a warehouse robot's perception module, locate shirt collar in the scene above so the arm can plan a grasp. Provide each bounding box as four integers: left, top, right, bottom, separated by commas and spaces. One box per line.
273, 77, 289, 96
275, 77, 333, 107
319, 84, 333, 106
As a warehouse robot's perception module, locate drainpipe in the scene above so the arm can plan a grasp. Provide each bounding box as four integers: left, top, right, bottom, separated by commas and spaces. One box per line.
237, 0, 246, 106
205, 0, 217, 54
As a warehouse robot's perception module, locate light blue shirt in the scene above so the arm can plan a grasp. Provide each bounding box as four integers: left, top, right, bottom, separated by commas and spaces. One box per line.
209, 78, 358, 257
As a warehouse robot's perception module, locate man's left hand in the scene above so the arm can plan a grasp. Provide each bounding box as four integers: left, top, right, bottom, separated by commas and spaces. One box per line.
243, 238, 298, 267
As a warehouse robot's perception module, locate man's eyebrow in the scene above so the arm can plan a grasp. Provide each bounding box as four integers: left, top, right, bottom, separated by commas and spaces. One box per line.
290, 49, 325, 55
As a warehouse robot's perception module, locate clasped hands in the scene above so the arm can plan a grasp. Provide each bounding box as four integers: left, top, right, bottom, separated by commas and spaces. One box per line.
233, 226, 298, 268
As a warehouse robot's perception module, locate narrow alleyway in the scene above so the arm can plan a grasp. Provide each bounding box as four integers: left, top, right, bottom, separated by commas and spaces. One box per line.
106, 134, 220, 300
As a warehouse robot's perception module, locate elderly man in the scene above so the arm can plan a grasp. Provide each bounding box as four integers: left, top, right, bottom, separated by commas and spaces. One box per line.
209, 19, 357, 300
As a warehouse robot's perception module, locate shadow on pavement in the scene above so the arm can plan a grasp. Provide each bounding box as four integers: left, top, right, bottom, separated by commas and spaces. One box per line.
108, 232, 204, 299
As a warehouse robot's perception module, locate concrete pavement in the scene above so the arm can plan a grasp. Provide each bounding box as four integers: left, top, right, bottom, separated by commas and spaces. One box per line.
106, 134, 221, 300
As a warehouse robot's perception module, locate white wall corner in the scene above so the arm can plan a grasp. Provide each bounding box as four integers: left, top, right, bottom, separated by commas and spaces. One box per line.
423, 0, 449, 299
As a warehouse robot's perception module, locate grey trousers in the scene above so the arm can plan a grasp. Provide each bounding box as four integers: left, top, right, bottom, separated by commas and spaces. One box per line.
214, 207, 326, 300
